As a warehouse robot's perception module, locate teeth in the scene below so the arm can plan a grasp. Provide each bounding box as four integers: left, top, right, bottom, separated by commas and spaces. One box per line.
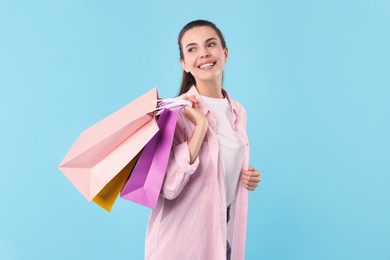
200, 63, 214, 69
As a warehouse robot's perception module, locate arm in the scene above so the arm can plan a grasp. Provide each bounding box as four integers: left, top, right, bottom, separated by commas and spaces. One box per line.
183, 100, 208, 164
161, 96, 208, 199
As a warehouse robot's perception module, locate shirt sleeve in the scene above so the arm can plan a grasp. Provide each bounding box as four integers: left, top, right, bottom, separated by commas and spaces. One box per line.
160, 112, 200, 200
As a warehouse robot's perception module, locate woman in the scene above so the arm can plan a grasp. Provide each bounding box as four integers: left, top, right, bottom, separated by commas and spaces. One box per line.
145, 20, 261, 260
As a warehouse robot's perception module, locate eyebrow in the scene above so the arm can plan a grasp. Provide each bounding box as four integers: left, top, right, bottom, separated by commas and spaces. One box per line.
185, 37, 218, 49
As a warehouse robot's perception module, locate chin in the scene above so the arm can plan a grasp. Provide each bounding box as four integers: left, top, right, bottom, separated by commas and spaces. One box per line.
194, 72, 223, 82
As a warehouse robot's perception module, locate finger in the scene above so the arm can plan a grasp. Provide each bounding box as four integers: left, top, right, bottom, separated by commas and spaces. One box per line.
242, 183, 256, 191
245, 182, 258, 189
244, 177, 260, 186
188, 99, 200, 109
242, 170, 260, 179
241, 173, 257, 183
251, 177, 260, 183
241, 170, 252, 177
241, 175, 260, 186
241, 173, 251, 182
252, 171, 260, 178
248, 169, 261, 178
187, 95, 199, 103
242, 173, 261, 184
242, 170, 261, 190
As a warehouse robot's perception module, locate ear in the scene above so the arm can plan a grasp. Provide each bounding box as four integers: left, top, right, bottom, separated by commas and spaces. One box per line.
180, 58, 190, 73
224, 47, 229, 63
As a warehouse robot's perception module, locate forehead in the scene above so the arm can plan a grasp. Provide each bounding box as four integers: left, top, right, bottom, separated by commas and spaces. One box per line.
181, 26, 220, 46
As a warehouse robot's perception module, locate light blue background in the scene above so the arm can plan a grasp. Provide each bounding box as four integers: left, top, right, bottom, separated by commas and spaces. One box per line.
1, 0, 389, 259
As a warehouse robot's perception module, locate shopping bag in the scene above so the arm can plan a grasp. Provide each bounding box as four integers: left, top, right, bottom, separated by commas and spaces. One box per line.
58, 88, 159, 209
120, 108, 178, 209
91, 151, 140, 212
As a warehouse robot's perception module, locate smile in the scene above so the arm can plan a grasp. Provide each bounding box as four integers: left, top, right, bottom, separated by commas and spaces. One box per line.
198, 62, 216, 69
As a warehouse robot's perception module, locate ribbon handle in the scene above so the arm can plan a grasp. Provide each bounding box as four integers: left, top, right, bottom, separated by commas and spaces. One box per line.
150, 98, 192, 115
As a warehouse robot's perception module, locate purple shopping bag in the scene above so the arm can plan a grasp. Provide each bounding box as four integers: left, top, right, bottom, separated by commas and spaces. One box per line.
120, 108, 178, 208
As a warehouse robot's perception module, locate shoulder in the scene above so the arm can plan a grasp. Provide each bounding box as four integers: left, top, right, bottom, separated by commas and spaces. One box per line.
223, 90, 249, 128
231, 99, 247, 115
224, 90, 247, 117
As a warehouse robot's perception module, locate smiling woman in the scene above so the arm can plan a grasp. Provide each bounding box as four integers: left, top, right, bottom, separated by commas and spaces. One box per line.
177, 20, 228, 95
144, 20, 261, 260
179, 26, 228, 98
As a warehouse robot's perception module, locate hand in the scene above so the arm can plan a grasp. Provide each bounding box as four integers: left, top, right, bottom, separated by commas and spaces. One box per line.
241, 166, 261, 191
183, 95, 208, 131
181, 95, 208, 164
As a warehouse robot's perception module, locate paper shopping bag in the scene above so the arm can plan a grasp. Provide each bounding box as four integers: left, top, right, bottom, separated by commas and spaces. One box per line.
58, 88, 159, 205
120, 108, 178, 209
92, 151, 140, 212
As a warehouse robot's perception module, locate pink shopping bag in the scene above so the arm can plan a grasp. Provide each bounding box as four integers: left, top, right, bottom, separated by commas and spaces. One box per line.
58, 88, 159, 208
120, 108, 178, 208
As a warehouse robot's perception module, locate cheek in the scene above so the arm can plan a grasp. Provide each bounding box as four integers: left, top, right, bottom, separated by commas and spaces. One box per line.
217, 54, 226, 67
186, 55, 196, 66
182, 57, 194, 70
213, 50, 225, 62
183, 57, 189, 64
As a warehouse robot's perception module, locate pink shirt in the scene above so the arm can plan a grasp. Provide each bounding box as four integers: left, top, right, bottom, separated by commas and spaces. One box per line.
201, 94, 245, 206
145, 86, 250, 260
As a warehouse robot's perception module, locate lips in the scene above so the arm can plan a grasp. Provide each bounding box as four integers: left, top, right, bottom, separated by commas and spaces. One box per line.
197, 61, 216, 69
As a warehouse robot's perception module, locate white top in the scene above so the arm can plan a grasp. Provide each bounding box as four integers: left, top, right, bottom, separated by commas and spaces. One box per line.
201, 95, 245, 206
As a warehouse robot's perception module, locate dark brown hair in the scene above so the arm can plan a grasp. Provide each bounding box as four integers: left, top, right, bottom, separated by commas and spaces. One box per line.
178, 20, 227, 95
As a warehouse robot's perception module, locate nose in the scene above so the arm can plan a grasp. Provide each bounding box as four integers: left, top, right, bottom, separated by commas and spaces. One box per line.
200, 47, 211, 59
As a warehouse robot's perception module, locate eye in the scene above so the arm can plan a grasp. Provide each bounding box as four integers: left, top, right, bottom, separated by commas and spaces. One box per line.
188, 47, 196, 53
208, 42, 217, 47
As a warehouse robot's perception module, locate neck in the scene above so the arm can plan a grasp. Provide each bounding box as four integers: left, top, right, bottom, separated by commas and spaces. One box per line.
195, 77, 224, 98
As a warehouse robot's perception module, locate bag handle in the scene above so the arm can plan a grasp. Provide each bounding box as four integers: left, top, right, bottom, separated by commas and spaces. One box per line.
151, 98, 192, 115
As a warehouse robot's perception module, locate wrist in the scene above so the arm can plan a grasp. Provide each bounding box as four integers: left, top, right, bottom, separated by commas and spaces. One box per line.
195, 119, 208, 134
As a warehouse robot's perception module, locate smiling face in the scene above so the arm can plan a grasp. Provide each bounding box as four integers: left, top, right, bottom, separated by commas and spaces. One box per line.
180, 26, 228, 85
